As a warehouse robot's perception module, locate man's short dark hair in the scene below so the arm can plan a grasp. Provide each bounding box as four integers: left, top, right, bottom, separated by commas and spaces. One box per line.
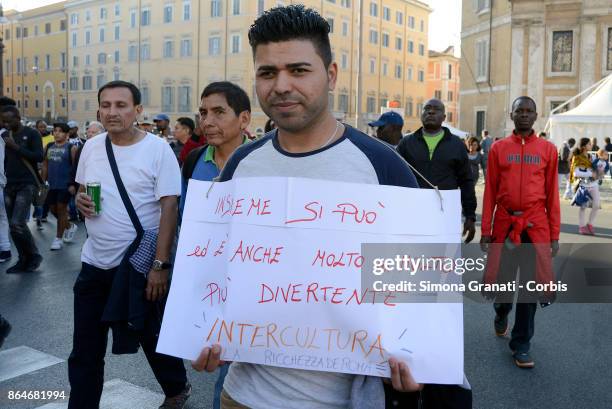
98, 80, 141, 106
568, 138, 576, 146
176, 117, 195, 133
512, 96, 537, 111
605, 137, 611, 144
248, 5, 332, 68
0, 96, 17, 107
201, 81, 251, 116
0, 105, 20, 118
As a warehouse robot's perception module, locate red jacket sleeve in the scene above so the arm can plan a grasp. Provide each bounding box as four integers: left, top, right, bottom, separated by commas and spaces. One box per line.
545, 143, 561, 240
481, 144, 499, 237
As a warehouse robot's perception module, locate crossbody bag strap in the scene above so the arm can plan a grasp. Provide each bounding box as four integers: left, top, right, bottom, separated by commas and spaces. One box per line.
11, 131, 43, 188
105, 136, 144, 238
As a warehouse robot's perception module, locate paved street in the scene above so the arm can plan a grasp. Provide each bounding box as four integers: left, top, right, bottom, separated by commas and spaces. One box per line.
0, 195, 611, 409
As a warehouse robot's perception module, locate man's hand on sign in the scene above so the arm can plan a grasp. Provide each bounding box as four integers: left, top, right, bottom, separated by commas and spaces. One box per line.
192, 344, 225, 372
480, 235, 492, 252
146, 269, 169, 301
463, 218, 476, 243
388, 357, 423, 393
76, 192, 95, 218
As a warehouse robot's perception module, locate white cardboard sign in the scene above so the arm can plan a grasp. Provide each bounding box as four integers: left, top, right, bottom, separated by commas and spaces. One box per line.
157, 177, 464, 384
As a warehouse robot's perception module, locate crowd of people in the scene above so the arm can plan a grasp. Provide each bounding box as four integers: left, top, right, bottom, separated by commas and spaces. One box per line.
0, 4, 606, 409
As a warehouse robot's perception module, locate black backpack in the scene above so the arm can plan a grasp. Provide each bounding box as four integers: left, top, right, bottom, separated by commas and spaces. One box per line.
181, 144, 209, 181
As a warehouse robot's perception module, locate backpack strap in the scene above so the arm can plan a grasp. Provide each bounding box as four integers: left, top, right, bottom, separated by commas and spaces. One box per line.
181, 144, 208, 181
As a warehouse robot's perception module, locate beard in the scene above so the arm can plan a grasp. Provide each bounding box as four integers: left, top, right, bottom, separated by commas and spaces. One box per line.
261, 90, 329, 134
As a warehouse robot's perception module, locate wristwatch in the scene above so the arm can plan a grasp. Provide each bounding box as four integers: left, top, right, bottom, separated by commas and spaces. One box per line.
152, 260, 173, 271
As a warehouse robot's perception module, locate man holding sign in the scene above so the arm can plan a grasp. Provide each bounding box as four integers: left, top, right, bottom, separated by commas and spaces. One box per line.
189, 5, 428, 409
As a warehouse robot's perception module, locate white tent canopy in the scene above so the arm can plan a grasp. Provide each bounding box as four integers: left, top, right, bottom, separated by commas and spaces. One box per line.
443, 122, 469, 139
547, 74, 612, 147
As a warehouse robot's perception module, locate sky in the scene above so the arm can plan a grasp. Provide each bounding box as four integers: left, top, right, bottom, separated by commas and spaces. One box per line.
2, 0, 462, 55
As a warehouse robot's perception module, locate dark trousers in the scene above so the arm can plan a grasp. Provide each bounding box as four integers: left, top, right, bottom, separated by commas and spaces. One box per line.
385, 382, 472, 409
4, 184, 40, 261
493, 232, 537, 353
68, 262, 187, 409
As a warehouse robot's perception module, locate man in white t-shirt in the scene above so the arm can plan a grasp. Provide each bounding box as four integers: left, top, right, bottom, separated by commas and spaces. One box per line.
69, 81, 191, 409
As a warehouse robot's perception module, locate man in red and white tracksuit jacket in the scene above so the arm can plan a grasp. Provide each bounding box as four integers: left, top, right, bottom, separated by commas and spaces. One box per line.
480, 96, 560, 369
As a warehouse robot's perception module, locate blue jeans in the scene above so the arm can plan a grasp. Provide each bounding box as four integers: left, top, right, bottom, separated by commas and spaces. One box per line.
4, 184, 40, 261
0, 186, 11, 251
213, 364, 229, 409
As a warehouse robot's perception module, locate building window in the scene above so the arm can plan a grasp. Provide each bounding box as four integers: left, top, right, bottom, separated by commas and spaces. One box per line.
551, 30, 573, 73
475, 38, 489, 81
114, 50, 120, 63
366, 96, 376, 113
476, 110, 486, 137
35, 100, 39, 108
34, 26, 39, 36
181, 38, 193, 57
141, 86, 150, 106
164, 39, 175, 58
114, 24, 120, 40
70, 13, 78, 25
380, 97, 387, 108
369, 2, 378, 17
211, 0, 222, 17
326, 18, 334, 33
475, 0, 490, 13
209, 37, 221, 55
100, 7, 107, 19
406, 99, 413, 116
130, 10, 137, 28
98, 53, 107, 64
164, 5, 173, 23
369, 58, 375, 74
382, 33, 389, 47
60, 20, 67, 31
24, 100, 28, 109
341, 53, 348, 69
369, 30, 378, 44
383, 7, 390, 21
178, 86, 191, 112
183, 1, 192, 20
257, 0, 265, 16
85, 30, 91, 45
128, 44, 138, 61
141, 43, 150, 60
72, 56, 79, 67
342, 21, 348, 37
396, 11, 403, 25
395, 37, 402, 51
420, 19, 424, 32
4, 29, 9, 40
408, 16, 415, 29
85, 54, 91, 66
338, 93, 349, 112
45, 54, 51, 70
99, 27, 105, 42
395, 64, 402, 79
45, 23, 51, 34
408, 40, 414, 53
418, 69, 424, 82
448, 64, 453, 79
142, 9, 151, 26
113, 70, 120, 80
607, 27, 612, 71
115, 4, 120, 16
62, 98, 66, 108
162, 86, 175, 112
231, 34, 241, 54
61, 81, 66, 89
97, 74, 106, 88
71, 31, 77, 47
341, 0, 350, 7
232, 0, 240, 15
382, 62, 388, 76
60, 52, 66, 68
550, 101, 569, 114
82, 75, 93, 90
85, 100, 91, 111
418, 43, 425, 56
434, 90, 441, 99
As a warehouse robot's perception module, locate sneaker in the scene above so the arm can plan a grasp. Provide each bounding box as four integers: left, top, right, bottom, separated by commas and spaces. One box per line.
587, 224, 595, 235
0, 250, 11, 263
24, 254, 43, 272
512, 351, 535, 369
63, 223, 78, 243
36, 219, 43, 230
50, 238, 63, 251
159, 382, 191, 409
494, 314, 508, 337
6, 259, 28, 274
578, 226, 590, 235
0, 316, 11, 348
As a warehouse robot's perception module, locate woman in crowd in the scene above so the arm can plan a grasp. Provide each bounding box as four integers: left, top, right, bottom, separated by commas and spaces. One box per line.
174, 117, 205, 165
570, 138, 600, 235
466, 136, 485, 185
